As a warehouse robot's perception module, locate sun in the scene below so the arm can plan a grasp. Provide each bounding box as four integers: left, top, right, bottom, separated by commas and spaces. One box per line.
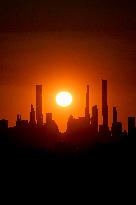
56, 91, 73, 107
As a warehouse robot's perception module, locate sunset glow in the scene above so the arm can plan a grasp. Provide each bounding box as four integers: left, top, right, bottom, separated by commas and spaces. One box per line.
56, 91, 72, 107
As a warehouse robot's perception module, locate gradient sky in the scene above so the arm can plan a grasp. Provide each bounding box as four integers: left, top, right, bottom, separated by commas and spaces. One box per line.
0, 0, 136, 131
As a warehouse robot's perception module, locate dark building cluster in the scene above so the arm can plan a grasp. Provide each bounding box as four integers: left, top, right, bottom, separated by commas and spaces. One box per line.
15, 84, 58, 133
66, 80, 135, 145
0, 80, 136, 150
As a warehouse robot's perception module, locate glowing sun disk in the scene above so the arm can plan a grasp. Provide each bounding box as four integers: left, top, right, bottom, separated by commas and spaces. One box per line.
56, 91, 72, 107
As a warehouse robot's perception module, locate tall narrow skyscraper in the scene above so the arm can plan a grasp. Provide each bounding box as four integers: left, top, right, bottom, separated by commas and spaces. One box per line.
30, 104, 36, 126
91, 105, 98, 133
113, 107, 117, 124
102, 80, 108, 127
36, 85, 43, 126
85, 84, 90, 123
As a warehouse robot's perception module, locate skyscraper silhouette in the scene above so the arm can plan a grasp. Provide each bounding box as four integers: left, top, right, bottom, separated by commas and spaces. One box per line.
30, 104, 36, 126
113, 107, 117, 124
36, 85, 43, 127
102, 80, 108, 127
91, 105, 98, 134
99, 80, 109, 136
46, 113, 52, 124
111, 107, 122, 137
85, 85, 90, 123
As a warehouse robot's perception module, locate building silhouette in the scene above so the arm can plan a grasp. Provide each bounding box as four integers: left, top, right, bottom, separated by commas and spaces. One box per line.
85, 85, 90, 124
113, 107, 117, 124
1, 79, 136, 152
91, 105, 98, 134
46, 113, 52, 124
67, 85, 91, 136
0, 119, 8, 130
102, 80, 108, 127
66, 85, 93, 145
16, 114, 29, 128
128, 117, 135, 136
30, 104, 36, 126
99, 80, 110, 136
111, 107, 122, 137
66, 115, 90, 143
36, 85, 43, 127
45, 113, 59, 137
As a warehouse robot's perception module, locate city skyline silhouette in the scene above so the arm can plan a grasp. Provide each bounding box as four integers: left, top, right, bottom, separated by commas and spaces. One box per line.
0, 1, 136, 173
1, 0, 136, 132
0, 79, 135, 140
0, 79, 133, 132
0, 78, 136, 164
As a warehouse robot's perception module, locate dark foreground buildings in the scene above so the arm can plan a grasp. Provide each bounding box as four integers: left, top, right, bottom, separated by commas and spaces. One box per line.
0, 80, 136, 154
36, 85, 43, 127
99, 80, 110, 137
128, 117, 136, 137
111, 107, 122, 137
102, 80, 108, 127
0, 119, 8, 130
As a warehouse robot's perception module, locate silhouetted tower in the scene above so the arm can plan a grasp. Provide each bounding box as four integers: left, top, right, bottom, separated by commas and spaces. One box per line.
111, 107, 122, 137
36, 85, 43, 126
17, 114, 21, 121
16, 114, 28, 128
102, 80, 108, 127
30, 104, 36, 125
46, 113, 59, 136
91, 105, 98, 133
85, 85, 90, 123
46, 113, 52, 124
0, 119, 8, 129
128, 117, 135, 136
113, 107, 117, 124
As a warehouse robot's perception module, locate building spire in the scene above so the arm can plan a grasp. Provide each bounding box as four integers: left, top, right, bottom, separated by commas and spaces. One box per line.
102, 80, 108, 127
36, 85, 43, 127
85, 84, 90, 122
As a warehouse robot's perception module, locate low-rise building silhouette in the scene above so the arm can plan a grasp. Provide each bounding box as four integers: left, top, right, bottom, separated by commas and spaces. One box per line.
45, 113, 59, 137
128, 117, 135, 136
0, 119, 8, 130
16, 114, 29, 128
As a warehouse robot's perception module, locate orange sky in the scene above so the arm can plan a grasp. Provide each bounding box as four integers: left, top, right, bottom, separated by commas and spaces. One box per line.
0, 31, 136, 131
